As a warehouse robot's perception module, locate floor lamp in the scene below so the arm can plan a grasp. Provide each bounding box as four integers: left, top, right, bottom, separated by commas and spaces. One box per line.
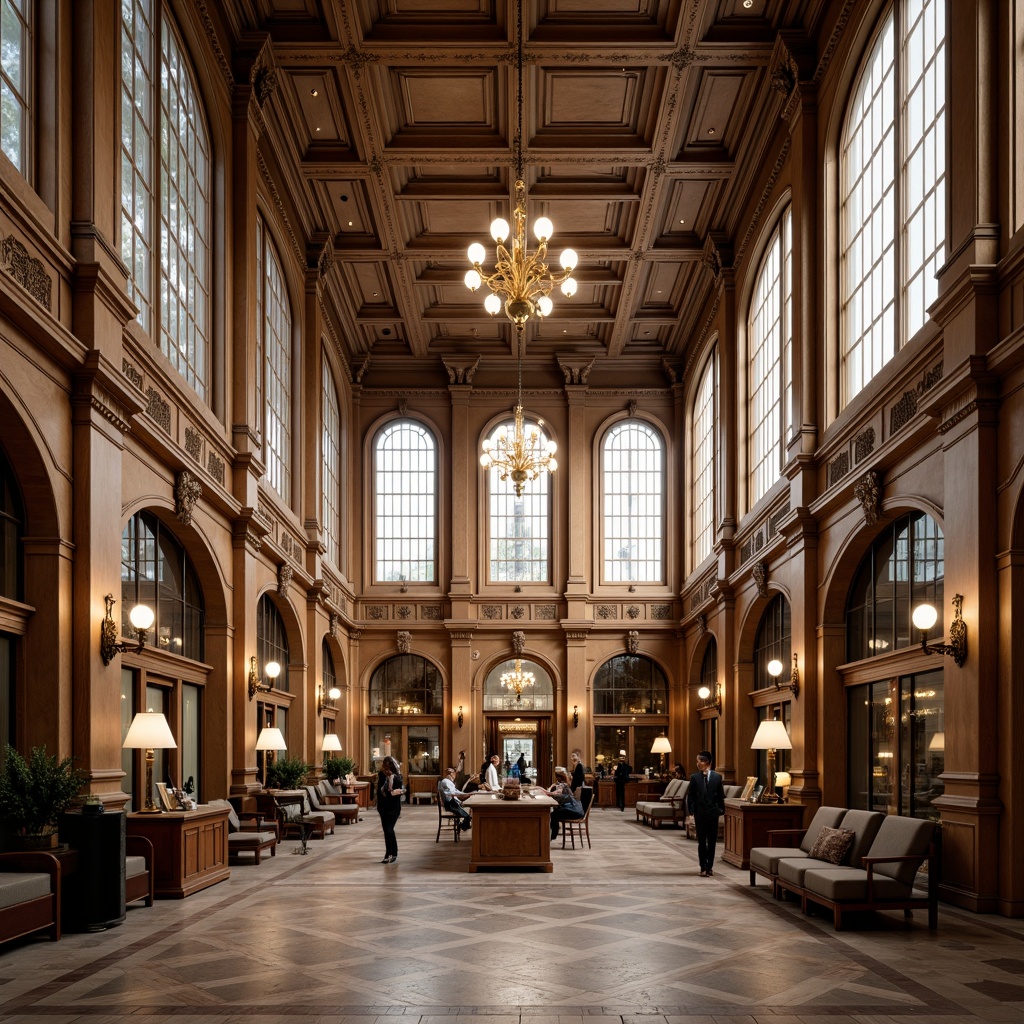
651, 736, 672, 778
750, 719, 792, 802
123, 712, 177, 813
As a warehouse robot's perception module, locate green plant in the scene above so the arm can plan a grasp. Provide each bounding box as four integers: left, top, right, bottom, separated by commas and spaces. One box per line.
322, 755, 355, 782
265, 755, 312, 790
0, 744, 88, 836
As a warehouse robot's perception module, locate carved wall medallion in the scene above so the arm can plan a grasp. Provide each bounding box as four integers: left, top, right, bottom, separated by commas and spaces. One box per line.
511, 605, 525, 619
2, 234, 52, 310
482, 606, 502, 619
421, 605, 443, 620
626, 605, 640, 619
174, 470, 202, 525
752, 560, 768, 597
277, 563, 293, 595
396, 630, 411, 654
652, 604, 671, 620
145, 388, 171, 433
397, 606, 411, 619
207, 452, 225, 485
597, 605, 616, 619
184, 426, 203, 462
626, 630, 640, 655
367, 605, 387, 620
536, 605, 556, 620
512, 630, 526, 656
854, 470, 882, 526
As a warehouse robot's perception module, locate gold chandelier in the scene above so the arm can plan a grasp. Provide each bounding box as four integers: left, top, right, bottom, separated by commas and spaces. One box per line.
500, 658, 535, 700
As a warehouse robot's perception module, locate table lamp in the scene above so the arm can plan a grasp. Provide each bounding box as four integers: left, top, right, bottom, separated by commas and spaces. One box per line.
750, 719, 792, 802
651, 736, 672, 777
774, 771, 792, 802
256, 727, 287, 787
123, 712, 177, 813
321, 733, 342, 753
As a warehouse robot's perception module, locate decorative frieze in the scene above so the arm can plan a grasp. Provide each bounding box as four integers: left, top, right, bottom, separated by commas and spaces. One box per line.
828, 451, 850, 487
890, 361, 943, 434
597, 605, 617, 619
689, 572, 717, 613
2, 234, 52, 310
854, 427, 875, 464
421, 605, 443, 620
482, 606, 502, 620
207, 452, 225, 485
122, 360, 144, 389
739, 502, 789, 565
145, 388, 171, 433
366, 605, 387, 620
174, 470, 202, 525
536, 605, 556, 620
184, 426, 203, 462
652, 604, 672, 620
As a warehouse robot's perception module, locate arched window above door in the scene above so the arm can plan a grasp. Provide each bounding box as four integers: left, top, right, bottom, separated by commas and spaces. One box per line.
483, 658, 553, 712
369, 654, 441, 716
593, 655, 667, 716
256, 594, 289, 692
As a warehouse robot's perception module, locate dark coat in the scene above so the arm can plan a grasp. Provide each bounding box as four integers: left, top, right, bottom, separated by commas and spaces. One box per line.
687, 769, 726, 817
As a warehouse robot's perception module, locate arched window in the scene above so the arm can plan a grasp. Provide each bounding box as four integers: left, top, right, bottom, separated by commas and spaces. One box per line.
320, 637, 338, 720
120, 511, 204, 660
602, 421, 664, 583
258, 216, 293, 504
369, 654, 440, 715
593, 655, 668, 716
483, 658, 554, 712
256, 594, 289, 693
374, 421, 437, 583
846, 512, 943, 661
367, 655, 442, 779
0, 448, 24, 751
753, 594, 790, 691
840, 1, 945, 404
1, 0, 30, 176
321, 356, 341, 567
698, 638, 720, 764
120, 1, 212, 398
692, 347, 717, 567
748, 207, 792, 508
486, 417, 551, 583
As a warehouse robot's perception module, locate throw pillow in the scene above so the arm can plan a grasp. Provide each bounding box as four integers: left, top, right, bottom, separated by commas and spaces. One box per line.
808, 825, 856, 865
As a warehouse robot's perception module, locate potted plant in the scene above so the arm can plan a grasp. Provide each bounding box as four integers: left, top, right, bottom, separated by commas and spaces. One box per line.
322, 755, 355, 784
265, 755, 312, 791
0, 744, 88, 849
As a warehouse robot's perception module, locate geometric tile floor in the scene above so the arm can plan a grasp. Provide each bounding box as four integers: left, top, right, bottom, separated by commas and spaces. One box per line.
2, 804, 1024, 1023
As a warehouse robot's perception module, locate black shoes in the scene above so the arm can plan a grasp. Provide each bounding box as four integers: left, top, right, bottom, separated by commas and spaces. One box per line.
381, 854, 397, 863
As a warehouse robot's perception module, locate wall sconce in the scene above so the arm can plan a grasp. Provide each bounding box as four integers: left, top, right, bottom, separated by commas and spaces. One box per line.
248, 657, 281, 701
697, 683, 722, 710
913, 594, 967, 667
457, 705, 464, 728
767, 653, 800, 698
572, 704, 579, 728
317, 682, 342, 716
100, 594, 155, 665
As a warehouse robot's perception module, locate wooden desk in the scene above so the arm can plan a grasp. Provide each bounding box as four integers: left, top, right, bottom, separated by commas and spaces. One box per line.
463, 792, 557, 872
722, 799, 805, 870
126, 805, 229, 898
596, 777, 641, 808
344, 781, 370, 808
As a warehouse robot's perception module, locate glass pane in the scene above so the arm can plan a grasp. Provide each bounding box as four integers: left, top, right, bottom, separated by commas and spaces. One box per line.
181, 683, 200, 802
407, 726, 440, 775
691, 349, 716, 565
145, 684, 168, 795
121, 668, 136, 808
368, 725, 402, 774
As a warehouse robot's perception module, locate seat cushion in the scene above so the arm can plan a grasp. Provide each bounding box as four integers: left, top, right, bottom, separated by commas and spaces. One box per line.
0, 872, 50, 908
802, 865, 913, 902
778, 855, 822, 887
807, 826, 856, 865
228, 830, 276, 848
799, 806, 849, 852
749, 846, 809, 876
125, 855, 147, 879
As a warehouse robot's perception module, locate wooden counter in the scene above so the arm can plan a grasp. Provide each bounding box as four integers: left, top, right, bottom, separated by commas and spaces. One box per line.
463, 792, 557, 872
126, 804, 229, 898
722, 799, 805, 870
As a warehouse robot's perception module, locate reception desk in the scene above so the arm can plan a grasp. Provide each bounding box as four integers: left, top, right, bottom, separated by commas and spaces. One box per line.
463, 791, 557, 872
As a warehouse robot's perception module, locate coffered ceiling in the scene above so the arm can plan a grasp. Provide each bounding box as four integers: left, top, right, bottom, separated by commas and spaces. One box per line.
220, 0, 833, 387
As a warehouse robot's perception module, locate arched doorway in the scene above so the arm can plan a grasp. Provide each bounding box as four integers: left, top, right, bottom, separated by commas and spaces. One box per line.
482, 657, 554, 787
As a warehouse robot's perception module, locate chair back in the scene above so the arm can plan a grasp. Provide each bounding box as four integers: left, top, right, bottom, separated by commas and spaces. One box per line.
864, 815, 936, 886
799, 806, 848, 852
579, 786, 594, 817
660, 778, 682, 801
209, 798, 240, 832
837, 809, 886, 865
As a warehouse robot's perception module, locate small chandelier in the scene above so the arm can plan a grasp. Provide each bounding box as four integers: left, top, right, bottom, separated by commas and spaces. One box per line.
500, 658, 535, 700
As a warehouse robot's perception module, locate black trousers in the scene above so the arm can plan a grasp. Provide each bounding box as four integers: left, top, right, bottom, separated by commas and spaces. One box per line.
693, 811, 719, 871
614, 780, 627, 810
378, 807, 401, 856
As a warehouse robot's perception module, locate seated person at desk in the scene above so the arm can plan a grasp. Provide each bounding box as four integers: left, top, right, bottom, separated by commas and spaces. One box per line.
545, 767, 584, 840
438, 767, 472, 831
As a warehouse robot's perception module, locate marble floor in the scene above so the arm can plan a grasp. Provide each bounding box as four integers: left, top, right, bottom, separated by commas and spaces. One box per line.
2, 803, 1024, 1024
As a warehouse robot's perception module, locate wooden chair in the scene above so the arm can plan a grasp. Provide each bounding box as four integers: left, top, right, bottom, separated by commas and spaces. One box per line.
436, 786, 462, 843
561, 786, 594, 849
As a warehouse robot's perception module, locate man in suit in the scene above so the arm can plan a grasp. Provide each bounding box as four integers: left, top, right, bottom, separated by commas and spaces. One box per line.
613, 754, 632, 811
687, 750, 726, 876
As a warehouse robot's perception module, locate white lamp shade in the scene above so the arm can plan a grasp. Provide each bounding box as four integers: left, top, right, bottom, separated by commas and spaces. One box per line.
128, 604, 155, 630
255, 727, 287, 752
774, 771, 792, 788
766, 658, 784, 677
321, 733, 342, 752
123, 712, 177, 750
750, 719, 793, 751
928, 731, 945, 751
912, 603, 938, 631
651, 736, 672, 754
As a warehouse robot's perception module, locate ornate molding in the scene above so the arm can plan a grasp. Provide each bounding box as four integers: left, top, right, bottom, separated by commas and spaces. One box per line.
396, 630, 411, 654
2, 234, 52, 310
511, 630, 526, 656
626, 630, 640, 655
174, 470, 202, 525
752, 560, 769, 597
854, 470, 882, 527
277, 563, 293, 595
557, 357, 595, 385
443, 357, 480, 385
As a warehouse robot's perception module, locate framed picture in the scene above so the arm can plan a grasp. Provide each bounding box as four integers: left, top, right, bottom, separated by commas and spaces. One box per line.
155, 782, 176, 812
750, 784, 765, 804
739, 776, 758, 801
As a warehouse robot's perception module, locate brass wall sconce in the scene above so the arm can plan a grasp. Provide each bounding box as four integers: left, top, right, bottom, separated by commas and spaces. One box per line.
100, 594, 155, 665
457, 705, 464, 728
317, 682, 341, 716
572, 704, 579, 728
247, 656, 281, 701
767, 653, 800, 697
697, 683, 722, 710
913, 594, 967, 667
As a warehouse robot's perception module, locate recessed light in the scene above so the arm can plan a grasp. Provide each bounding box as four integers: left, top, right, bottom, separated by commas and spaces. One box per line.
348, 220, 353, 227
708, 127, 715, 135
310, 88, 319, 96
315, 127, 321, 132
743, 0, 753, 7
679, 219, 685, 225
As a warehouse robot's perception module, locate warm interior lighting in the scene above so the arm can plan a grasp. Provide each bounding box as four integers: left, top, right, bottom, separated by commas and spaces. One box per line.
774, 770, 792, 801
256, 726, 287, 787
123, 712, 177, 814
767, 658, 783, 678
100, 594, 155, 665
698, 685, 711, 700
750, 719, 792, 802
913, 594, 967, 667
651, 735, 671, 777
248, 657, 282, 701
321, 733, 342, 753
500, 658, 535, 700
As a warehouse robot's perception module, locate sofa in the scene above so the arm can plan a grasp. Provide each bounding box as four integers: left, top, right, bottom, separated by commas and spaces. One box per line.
748, 805, 848, 894
125, 834, 155, 907
0, 851, 61, 944
635, 779, 689, 828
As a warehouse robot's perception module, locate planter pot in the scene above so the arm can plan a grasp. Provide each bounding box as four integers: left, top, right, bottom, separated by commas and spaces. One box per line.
15, 832, 59, 850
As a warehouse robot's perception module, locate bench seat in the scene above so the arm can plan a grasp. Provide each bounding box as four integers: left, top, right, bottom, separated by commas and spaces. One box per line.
0, 852, 61, 944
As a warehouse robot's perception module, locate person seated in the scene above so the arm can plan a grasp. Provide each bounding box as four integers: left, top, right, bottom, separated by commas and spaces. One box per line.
546, 767, 584, 840
437, 767, 472, 831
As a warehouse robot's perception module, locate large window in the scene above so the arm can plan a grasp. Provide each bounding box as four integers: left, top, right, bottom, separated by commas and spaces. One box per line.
258, 216, 293, 504
321, 357, 341, 567
748, 207, 793, 508
593, 655, 668, 716
368, 655, 443, 778
120, 0, 211, 398
121, 511, 204, 660
487, 418, 551, 583
256, 594, 289, 693
369, 654, 441, 716
753, 594, 791, 691
602, 421, 664, 583
846, 511, 943, 660
0, 0, 30, 176
840, 0, 945, 404
692, 348, 717, 567
374, 421, 436, 583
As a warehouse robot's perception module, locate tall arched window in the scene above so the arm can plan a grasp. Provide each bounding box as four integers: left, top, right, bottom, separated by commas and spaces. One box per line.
258, 216, 293, 504
487, 417, 550, 583
692, 347, 718, 567
321, 356, 341, 568
0, 449, 24, 751
593, 654, 669, 775
120, 1, 211, 398
321, 637, 338, 720
367, 655, 442, 781
840, 1, 945, 404
753, 594, 790, 691
374, 420, 437, 583
602, 421, 664, 583
0, 0, 31, 177
256, 594, 290, 694
748, 207, 793, 508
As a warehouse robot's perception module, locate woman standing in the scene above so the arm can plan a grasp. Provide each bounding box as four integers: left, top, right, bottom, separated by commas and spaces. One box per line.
376, 755, 405, 863
569, 751, 585, 795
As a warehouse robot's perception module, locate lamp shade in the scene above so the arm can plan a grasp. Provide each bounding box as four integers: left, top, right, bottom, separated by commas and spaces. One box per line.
651, 736, 672, 754
774, 771, 792, 789
750, 719, 793, 751
122, 712, 177, 750
255, 727, 286, 752
928, 731, 945, 751
321, 733, 342, 752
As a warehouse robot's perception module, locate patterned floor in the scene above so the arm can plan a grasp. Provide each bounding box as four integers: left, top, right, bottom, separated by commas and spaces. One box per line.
2, 804, 1024, 1023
